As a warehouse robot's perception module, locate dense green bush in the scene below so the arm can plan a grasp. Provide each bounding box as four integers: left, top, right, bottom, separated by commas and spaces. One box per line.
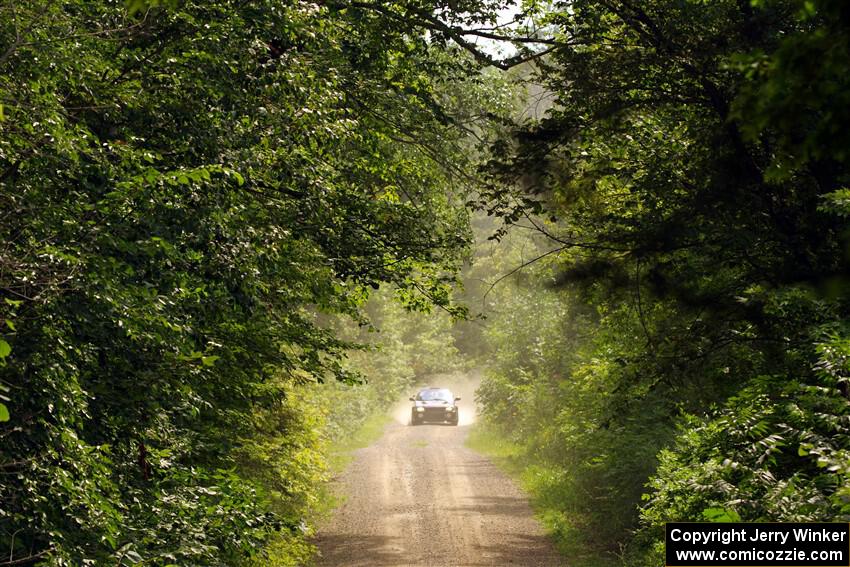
633, 333, 850, 565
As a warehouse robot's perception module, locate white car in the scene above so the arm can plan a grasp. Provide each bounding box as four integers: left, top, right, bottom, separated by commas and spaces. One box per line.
410, 387, 460, 426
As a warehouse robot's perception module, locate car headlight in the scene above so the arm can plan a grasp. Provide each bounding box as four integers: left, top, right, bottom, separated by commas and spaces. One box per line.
446, 406, 455, 411
415, 407, 424, 412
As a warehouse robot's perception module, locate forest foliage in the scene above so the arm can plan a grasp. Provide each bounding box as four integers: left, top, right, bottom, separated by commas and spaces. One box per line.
470, 0, 850, 564
0, 0, 496, 564
1, 0, 849, 565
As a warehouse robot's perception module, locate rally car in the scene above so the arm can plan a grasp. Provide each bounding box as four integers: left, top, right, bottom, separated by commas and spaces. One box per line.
409, 387, 460, 426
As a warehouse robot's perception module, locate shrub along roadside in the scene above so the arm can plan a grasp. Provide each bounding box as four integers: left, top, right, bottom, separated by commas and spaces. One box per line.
246, 382, 394, 567
467, 228, 850, 567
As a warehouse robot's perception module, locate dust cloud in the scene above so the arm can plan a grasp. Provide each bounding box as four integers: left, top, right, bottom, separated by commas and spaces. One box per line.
390, 370, 482, 426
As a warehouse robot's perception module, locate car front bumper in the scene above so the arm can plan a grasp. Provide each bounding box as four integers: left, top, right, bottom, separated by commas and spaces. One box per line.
415, 407, 457, 421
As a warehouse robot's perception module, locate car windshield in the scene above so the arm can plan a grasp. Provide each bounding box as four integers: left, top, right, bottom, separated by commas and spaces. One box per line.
416, 389, 453, 402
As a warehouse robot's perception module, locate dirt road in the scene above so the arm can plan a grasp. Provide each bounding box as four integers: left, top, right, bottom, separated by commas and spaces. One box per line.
312, 421, 564, 567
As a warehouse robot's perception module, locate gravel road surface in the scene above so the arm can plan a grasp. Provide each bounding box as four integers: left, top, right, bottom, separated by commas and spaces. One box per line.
312, 421, 564, 567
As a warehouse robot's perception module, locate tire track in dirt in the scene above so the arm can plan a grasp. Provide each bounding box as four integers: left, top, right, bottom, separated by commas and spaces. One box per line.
312, 420, 564, 567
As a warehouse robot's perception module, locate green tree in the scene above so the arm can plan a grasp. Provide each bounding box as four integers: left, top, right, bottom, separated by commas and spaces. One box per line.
0, 0, 498, 564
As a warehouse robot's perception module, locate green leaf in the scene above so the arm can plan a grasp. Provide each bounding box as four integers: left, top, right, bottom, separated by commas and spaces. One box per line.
0, 403, 9, 422
702, 507, 741, 522
121, 550, 144, 565
126, 0, 178, 16
0, 339, 10, 359
201, 355, 220, 367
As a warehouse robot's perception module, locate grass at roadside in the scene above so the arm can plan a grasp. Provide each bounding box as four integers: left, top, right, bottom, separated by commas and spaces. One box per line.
464, 423, 524, 475
465, 423, 618, 567
261, 411, 392, 567
326, 412, 392, 473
